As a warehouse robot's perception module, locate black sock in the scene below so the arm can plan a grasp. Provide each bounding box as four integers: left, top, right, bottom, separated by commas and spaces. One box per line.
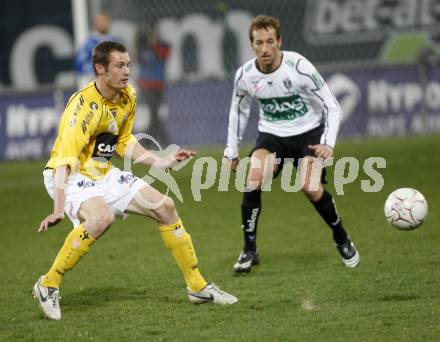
241, 189, 262, 252
312, 190, 348, 245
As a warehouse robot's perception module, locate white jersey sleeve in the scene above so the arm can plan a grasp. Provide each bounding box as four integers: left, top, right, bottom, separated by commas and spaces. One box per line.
224, 67, 252, 159
295, 57, 342, 148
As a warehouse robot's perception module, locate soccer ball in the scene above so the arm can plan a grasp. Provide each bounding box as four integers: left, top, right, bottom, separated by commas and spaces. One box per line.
384, 188, 428, 230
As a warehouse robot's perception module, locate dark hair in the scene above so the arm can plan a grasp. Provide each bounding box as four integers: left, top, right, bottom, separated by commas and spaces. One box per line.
92, 41, 127, 75
248, 15, 281, 42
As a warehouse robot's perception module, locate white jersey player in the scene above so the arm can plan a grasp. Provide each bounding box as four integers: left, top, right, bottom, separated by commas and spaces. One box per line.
223, 15, 360, 273
224, 50, 341, 160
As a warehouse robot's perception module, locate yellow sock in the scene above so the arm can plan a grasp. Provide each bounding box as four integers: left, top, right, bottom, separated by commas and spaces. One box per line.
41, 224, 95, 288
160, 220, 207, 292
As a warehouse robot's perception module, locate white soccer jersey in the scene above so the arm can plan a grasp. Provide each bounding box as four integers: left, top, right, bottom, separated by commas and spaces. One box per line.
224, 51, 342, 159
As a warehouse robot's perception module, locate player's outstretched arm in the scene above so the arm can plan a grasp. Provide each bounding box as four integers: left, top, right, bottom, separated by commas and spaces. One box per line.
126, 141, 195, 169
173, 149, 196, 163
38, 165, 69, 232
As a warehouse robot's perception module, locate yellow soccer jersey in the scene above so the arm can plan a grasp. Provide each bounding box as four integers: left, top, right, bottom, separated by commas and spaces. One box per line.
46, 82, 137, 179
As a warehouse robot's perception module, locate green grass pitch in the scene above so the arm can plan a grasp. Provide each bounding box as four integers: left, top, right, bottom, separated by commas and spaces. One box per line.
1, 135, 439, 340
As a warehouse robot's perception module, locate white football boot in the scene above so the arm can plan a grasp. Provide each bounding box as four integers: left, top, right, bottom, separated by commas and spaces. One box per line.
33, 276, 61, 320
188, 283, 238, 305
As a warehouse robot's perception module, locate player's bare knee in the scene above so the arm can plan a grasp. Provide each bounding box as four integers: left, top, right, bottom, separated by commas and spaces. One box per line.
163, 196, 176, 213
101, 210, 115, 228
302, 179, 312, 193
247, 172, 264, 190
90, 209, 115, 233
302, 187, 322, 202
155, 196, 178, 224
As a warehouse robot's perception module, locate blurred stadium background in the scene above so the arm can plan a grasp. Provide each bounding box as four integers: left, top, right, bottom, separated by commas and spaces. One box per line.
2, 1, 440, 340
1, 0, 440, 159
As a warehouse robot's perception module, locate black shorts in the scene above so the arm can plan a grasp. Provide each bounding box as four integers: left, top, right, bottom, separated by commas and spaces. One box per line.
250, 125, 327, 182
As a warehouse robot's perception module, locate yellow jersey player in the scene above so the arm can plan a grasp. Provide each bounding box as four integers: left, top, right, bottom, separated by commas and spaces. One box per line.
33, 41, 237, 321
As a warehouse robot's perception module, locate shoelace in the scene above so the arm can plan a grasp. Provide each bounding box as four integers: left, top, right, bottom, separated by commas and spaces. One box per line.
345, 247, 355, 258
239, 252, 248, 260
208, 284, 228, 296
49, 291, 61, 307
239, 252, 255, 262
